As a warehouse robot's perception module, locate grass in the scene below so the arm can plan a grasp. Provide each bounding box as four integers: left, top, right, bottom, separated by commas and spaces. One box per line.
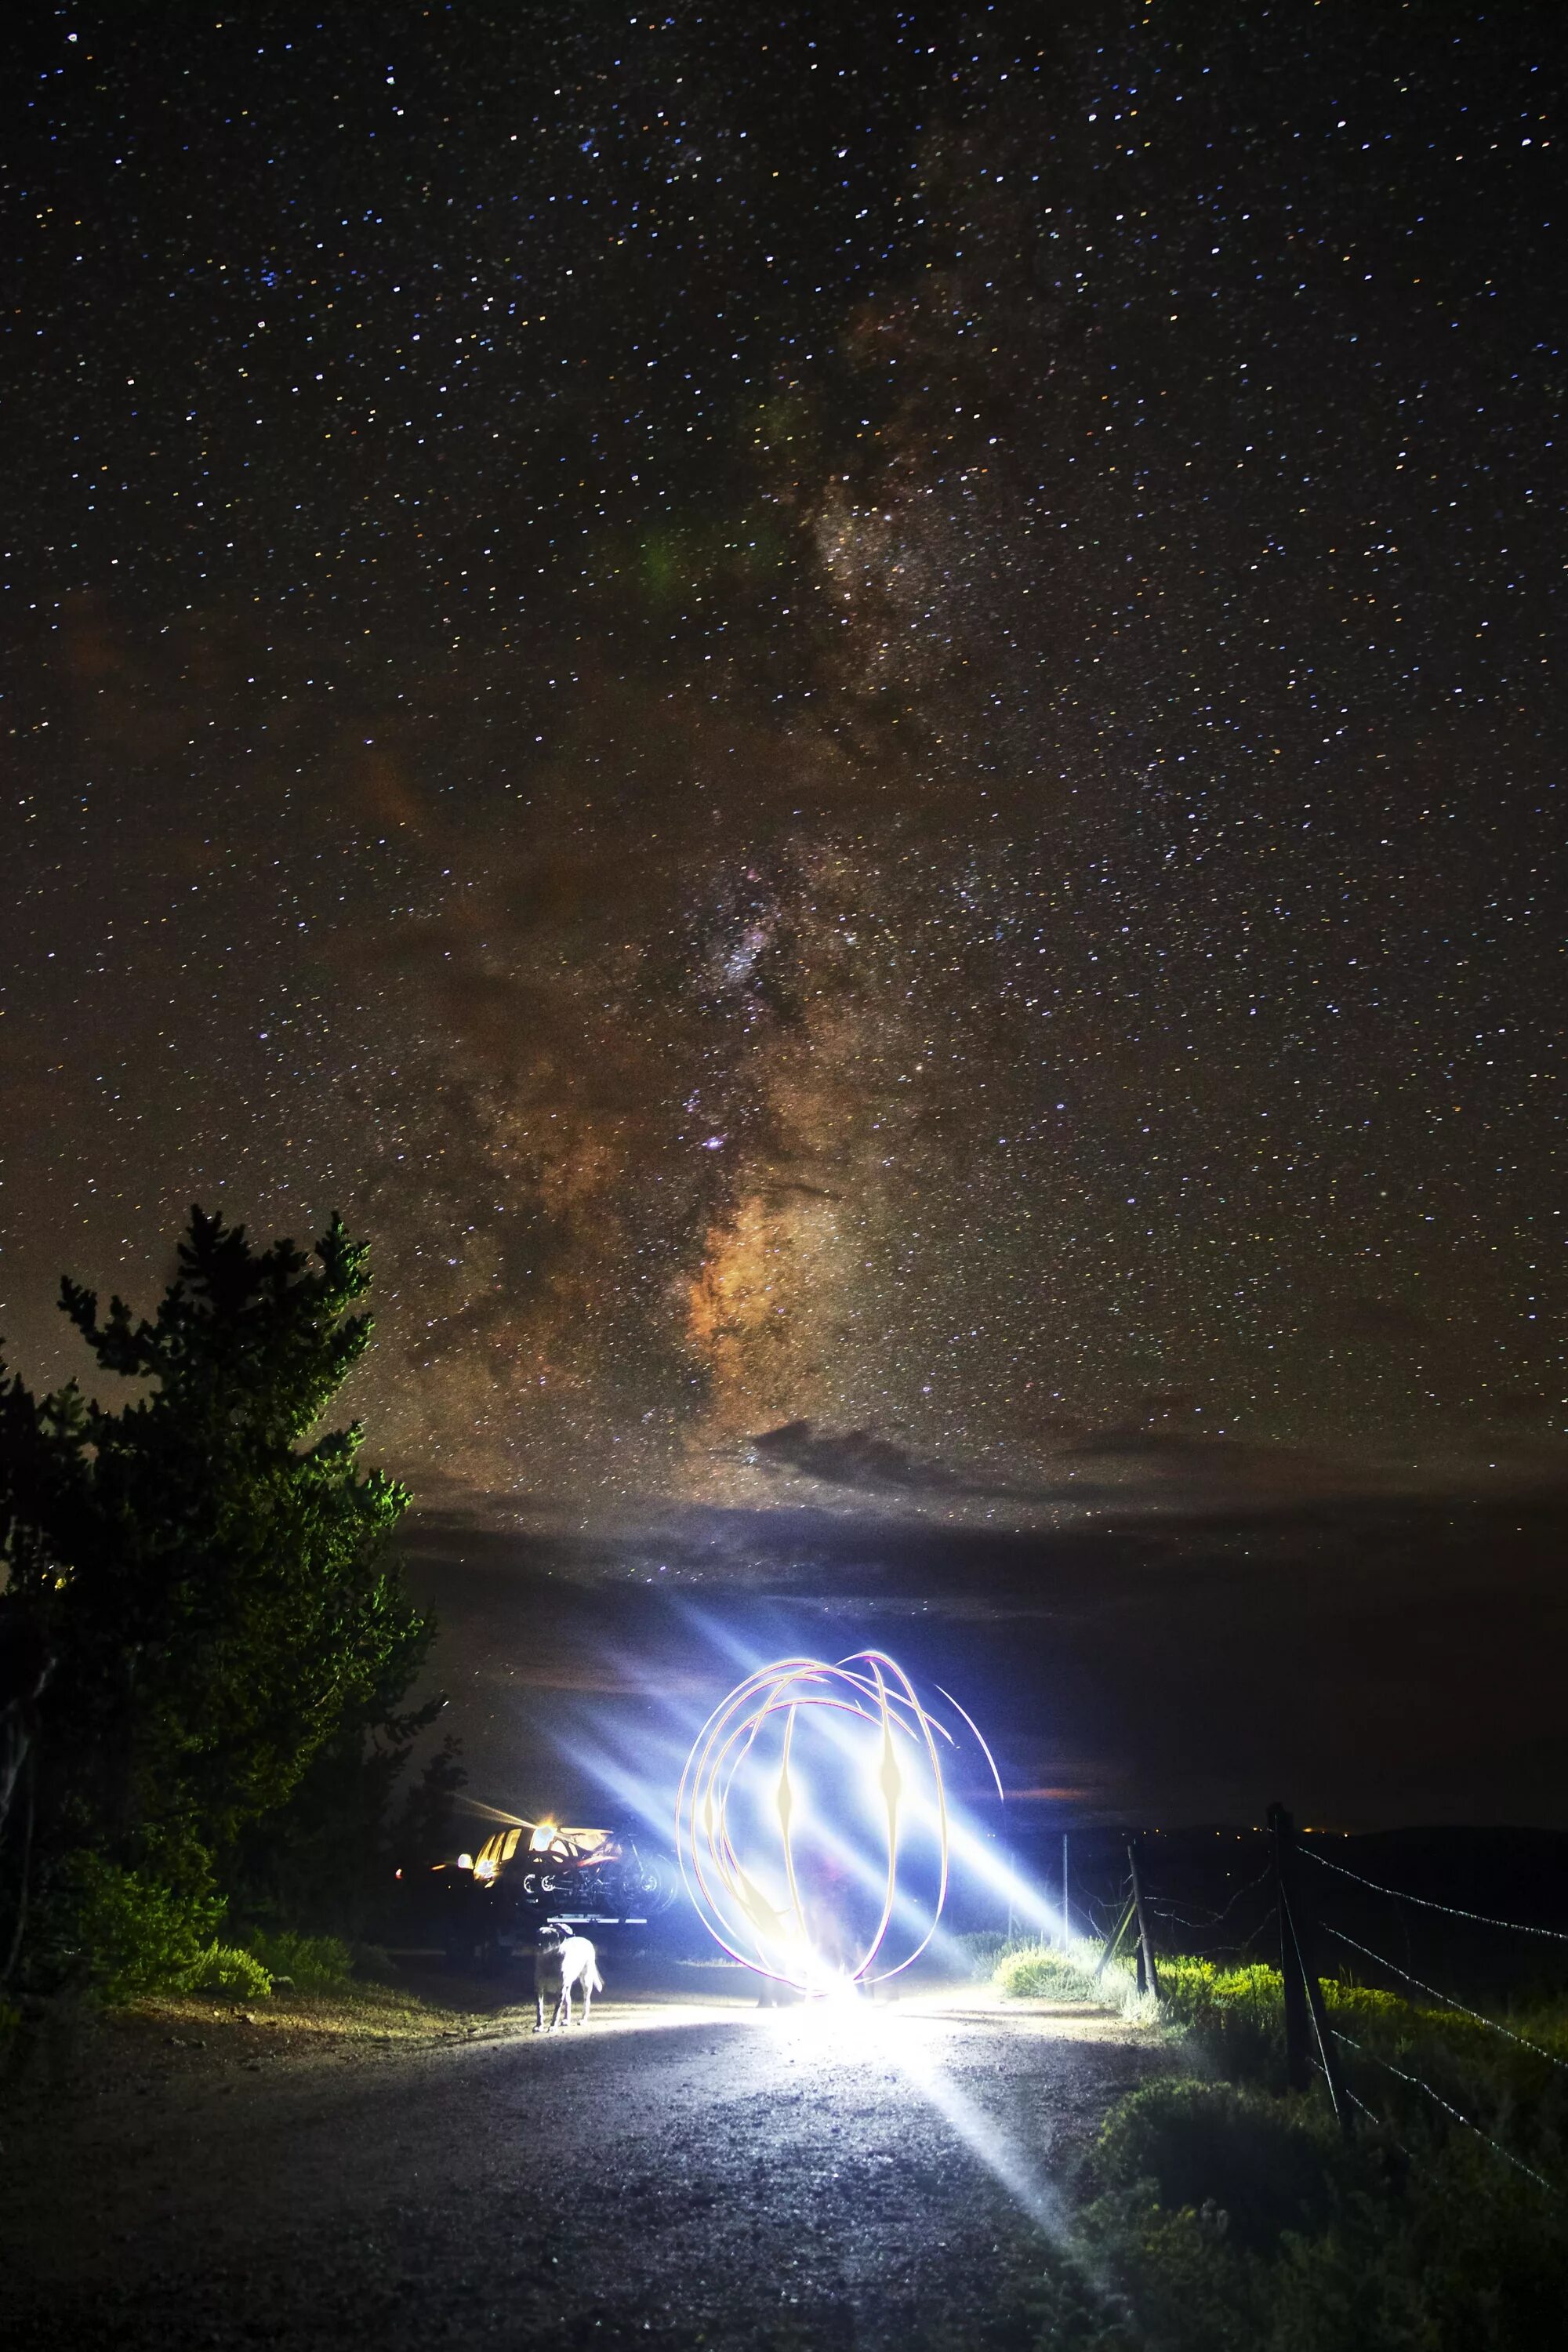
1154, 1955, 1568, 2175
242, 1926, 354, 1992
184, 1941, 274, 1999
985, 1941, 1568, 2350
0, 1964, 524, 2118
994, 1938, 1115, 2005
130, 1970, 519, 2051
952, 1929, 1014, 1978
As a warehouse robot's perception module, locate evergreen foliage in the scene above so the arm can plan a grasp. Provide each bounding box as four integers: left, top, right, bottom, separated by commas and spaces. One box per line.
43, 1852, 226, 2001
0, 1207, 439, 1973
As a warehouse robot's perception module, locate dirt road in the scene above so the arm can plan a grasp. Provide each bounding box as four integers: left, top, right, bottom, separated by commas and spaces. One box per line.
2, 1980, 1157, 2350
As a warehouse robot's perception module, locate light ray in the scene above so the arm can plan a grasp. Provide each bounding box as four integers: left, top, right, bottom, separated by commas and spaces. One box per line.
677, 1649, 987, 1993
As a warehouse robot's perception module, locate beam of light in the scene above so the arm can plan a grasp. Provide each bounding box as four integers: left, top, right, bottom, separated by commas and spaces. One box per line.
677, 1649, 985, 1993
552, 1642, 1128, 2277
759, 1998, 1083, 2271
882, 2018, 1070, 2241
456, 1797, 532, 1828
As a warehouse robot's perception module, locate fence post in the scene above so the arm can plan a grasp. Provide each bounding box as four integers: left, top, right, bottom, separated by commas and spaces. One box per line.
1284, 1831, 1352, 2135
1127, 1840, 1160, 1998
1269, 1802, 1351, 2129
1269, 1803, 1311, 2089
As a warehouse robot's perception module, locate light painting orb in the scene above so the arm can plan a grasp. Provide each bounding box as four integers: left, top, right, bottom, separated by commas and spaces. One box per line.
676, 1650, 1000, 1993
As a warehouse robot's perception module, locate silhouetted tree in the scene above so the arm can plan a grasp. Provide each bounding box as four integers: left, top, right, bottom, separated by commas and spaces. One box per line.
0, 1207, 431, 1937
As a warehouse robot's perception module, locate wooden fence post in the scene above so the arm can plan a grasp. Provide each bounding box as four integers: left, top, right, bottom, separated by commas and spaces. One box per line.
1269, 1801, 1351, 2130
1127, 1840, 1160, 1998
1269, 1802, 1311, 2089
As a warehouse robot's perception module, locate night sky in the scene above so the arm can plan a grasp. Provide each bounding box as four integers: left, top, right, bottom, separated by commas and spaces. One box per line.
4, 5, 1564, 1824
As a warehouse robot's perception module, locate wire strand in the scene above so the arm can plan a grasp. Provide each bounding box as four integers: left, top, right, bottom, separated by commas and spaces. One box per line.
1147, 1861, 1274, 1932
1322, 1924, 1568, 2073
1302, 1846, 1568, 1943
1308, 2044, 1374, 2131
1334, 2074, 1416, 2160
1330, 2029, 1558, 2194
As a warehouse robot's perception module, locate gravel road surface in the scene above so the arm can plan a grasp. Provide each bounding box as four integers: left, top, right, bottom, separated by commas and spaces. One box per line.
2, 1980, 1158, 2350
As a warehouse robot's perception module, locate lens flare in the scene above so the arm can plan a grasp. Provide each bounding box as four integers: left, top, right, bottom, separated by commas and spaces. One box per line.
677, 1650, 1000, 1992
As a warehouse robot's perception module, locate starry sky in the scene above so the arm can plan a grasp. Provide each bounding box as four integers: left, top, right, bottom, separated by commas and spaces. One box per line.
3, 5, 1564, 1820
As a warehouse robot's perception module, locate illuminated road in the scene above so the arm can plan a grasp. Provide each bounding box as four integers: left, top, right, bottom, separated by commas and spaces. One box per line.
4, 1987, 1159, 2350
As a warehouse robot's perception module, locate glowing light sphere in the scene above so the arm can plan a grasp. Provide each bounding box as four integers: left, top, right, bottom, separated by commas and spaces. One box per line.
677, 1650, 1000, 1993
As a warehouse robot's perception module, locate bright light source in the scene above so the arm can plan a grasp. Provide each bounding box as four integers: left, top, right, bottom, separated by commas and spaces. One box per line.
677, 1650, 1000, 1994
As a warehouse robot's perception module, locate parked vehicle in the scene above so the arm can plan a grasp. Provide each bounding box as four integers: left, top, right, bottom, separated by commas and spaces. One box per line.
414, 1820, 681, 1972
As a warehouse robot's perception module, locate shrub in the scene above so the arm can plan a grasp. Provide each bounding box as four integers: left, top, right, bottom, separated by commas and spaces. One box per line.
1155, 1958, 1288, 2083
1272, 2130, 1568, 2352
1095, 2078, 1351, 2252
1072, 1966, 1568, 2352
996, 1939, 1113, 2005
49, 1853, 225, 2002
244, 1927, 352, 1992
1087, 2199, 1267, 2352
1089, 2119, 1568, 2352
184, 1942, 274, 2000
954, 1929, 1011, 1978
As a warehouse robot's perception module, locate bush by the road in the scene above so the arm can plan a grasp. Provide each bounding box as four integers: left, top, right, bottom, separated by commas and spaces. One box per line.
245, 1928, 353, 1992
185, 1943, 274, 2000
1076, 2092, 1568, 2352
48, 1854, 226, 2002
1156, 1957, 1568, 2171
1094, 2078, 1356, 2253
992, 1944, 1568, 2350
953, 1929, 1010, 1977
1151, 1957, 1293, 2083
996, 1939, 1110, 2005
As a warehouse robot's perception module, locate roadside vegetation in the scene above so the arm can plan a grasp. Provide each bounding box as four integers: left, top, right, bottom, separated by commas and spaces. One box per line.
994, 1940, 1117, 2009
993, 1940, 1568, 2350
133, 1970, 510, 2051
0, 1210, 462, 2012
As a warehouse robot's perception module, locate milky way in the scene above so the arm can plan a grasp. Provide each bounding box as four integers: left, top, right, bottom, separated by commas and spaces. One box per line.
4, 3, 1563, 1531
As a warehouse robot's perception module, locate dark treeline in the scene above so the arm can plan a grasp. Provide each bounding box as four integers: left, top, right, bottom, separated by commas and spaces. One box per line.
0, 1208, 460, 1998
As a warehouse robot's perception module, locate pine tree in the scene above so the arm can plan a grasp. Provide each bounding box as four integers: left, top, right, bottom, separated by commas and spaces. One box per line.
0, 1207, 430, 1911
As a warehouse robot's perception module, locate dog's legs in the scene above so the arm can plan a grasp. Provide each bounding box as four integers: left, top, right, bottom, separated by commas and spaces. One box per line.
535, 1987, 545, 2033
579, 1975, 593, 2027
552, 1984, 570, 2031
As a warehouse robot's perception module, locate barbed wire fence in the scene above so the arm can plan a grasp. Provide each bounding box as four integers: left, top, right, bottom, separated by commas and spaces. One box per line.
1072, 1809, 1566, 2198
1294, 1825, 1568, 2193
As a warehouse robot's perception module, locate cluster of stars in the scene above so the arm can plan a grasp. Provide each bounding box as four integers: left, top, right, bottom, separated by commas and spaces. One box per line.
2, 2, 1561, 1519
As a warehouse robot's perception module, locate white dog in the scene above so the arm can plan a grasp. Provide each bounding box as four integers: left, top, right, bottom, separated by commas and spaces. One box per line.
532, 1923, 603, 2031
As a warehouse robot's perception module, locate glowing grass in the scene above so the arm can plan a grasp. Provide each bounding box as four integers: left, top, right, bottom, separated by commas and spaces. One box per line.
994, 1940, 1116, 2005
